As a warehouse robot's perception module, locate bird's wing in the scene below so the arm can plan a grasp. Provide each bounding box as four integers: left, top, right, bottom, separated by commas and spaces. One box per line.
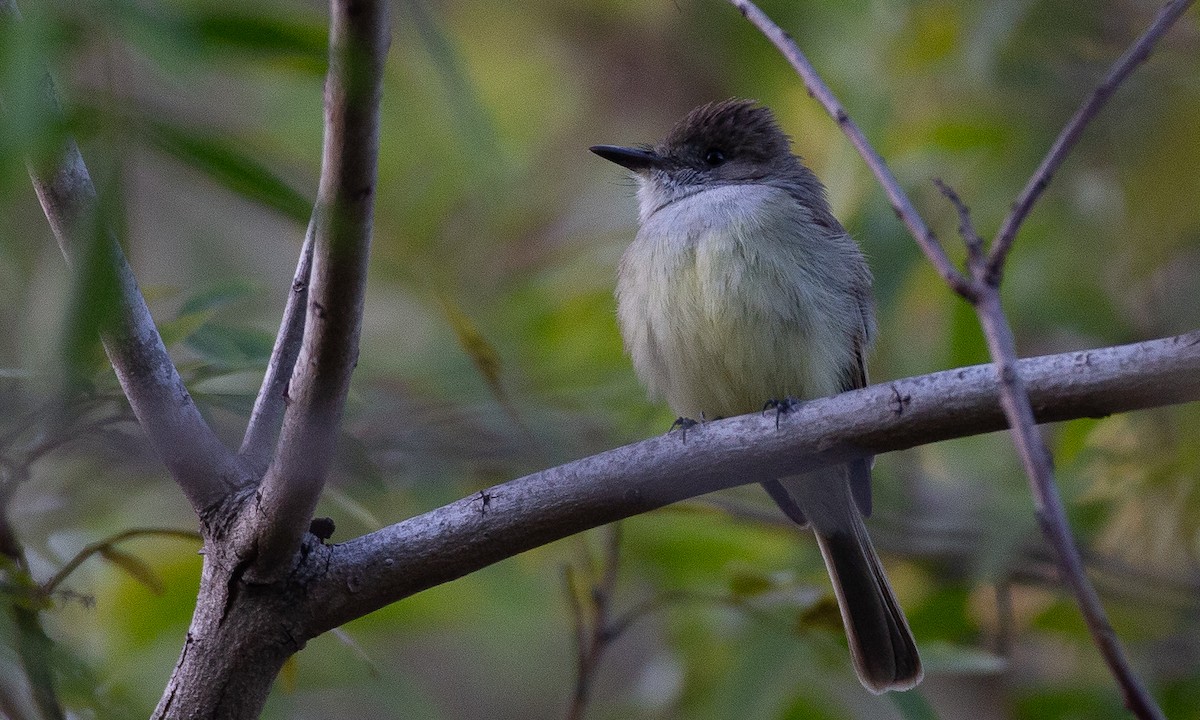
845, 294, 874, 516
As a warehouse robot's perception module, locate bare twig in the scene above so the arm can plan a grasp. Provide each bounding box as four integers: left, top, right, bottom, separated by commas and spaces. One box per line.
936, 4, 1194, 703
238, 224, 315, 473
993, 581, 1014, 658
974, 292, 1164, 720
933, 179, 985, 272
0, 395, 145, 720
247, 0, 389, 580
5, 2, 246, 513
563, 529, 782, 720
728, 0, 979, 301
40, 527, 201, 596
564, 525, 623, 720
563, 566, 594, 720
729, 3, 1192, 715
989, 0, 1197, 281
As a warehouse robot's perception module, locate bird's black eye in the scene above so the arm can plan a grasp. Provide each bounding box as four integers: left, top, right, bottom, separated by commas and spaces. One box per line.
703, 148, 725, 166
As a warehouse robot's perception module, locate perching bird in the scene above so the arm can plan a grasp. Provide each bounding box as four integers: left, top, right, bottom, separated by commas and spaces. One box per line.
591, 99, 921, 693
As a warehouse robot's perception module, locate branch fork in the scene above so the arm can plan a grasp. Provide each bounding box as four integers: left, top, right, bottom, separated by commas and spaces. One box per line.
730, 0, 1195, 716
6, 0, 1198, 716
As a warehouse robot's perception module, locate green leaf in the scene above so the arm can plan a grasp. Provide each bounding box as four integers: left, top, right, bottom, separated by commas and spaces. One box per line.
727, 568, 775, 598
179, 279, 257, 316
98, 546, 165, 596
905, 584, 976, 642
778, 690, 842, 720
1013, 687, 1129, 720
439, 294, 505, 397
184, 10, 327, 64
143, 121, 311, 222
157, 312, 210, 349
61, 221, 122, 386
184, 323, 274, 369
796, 596, 843, 634
279, 655, 298, 694
118, 4, 327, 76
928, 117, 1013, 153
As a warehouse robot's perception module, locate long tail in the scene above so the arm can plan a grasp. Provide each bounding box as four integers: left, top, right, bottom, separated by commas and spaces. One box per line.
767, 468, 922, 693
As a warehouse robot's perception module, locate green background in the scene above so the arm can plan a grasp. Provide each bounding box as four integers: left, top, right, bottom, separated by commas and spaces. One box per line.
1, 0, 1198, 718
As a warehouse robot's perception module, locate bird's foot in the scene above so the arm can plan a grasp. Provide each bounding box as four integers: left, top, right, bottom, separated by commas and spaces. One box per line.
762, 396, 802, 430
669, 414, 703, 442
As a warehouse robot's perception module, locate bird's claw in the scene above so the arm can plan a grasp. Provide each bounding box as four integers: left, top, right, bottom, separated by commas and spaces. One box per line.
670, 415, 701, 442
762, 396, 802, 430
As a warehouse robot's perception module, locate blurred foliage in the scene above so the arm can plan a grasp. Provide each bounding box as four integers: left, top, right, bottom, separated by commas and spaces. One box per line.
1, 0, 1199, 718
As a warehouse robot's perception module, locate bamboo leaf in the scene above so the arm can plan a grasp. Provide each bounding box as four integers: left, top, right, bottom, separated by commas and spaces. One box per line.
143, 121, 311, 222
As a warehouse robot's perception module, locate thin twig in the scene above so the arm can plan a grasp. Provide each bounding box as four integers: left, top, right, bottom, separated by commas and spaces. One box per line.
993, 581, 1014, 658
247, 0, 390, 581
40, 527, 201, 595
947, 15, 1189, 694
238, 224, 315, 473
728, 0, 979, 301
731, 2, 1191, 715
598, 524, 621, 614
564, 525, 623, 720
974, 295, 1164, 720
988, 0, 1197, 281
32, 148, 245, 512
563, 566, 593, 720
932, 179, 985, 272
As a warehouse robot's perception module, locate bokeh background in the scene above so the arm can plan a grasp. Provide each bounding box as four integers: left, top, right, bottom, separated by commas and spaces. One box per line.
1, 0, 1199, 718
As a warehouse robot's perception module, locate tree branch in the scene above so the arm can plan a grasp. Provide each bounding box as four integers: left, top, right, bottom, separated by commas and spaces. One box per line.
305, 332, 1200, 634
246, 0, 389, 580
565, 525, 622, 720
728, 0, 979, 301
40, 527, 201, 596
939, 1, 1195, 708
4, 0, 246, 513
933, 178, 985, 272
975, 294, 1166, 720
238, 225, 315, 474
731, 3, 1194, 714
31, 149, 247, 515
988, 0, 1197, 281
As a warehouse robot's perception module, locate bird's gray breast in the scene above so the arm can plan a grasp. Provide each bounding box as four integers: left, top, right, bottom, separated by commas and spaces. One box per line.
616, 183, 861, 419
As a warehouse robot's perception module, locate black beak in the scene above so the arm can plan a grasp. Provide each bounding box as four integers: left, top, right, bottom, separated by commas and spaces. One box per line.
589, 145, 662, 172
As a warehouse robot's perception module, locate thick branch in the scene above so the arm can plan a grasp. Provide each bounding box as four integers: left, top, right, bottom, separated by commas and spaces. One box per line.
247, 0, 388, 580
238, 225, 315, 473
989, 0, 1197, 279
305, 332, 1200, 634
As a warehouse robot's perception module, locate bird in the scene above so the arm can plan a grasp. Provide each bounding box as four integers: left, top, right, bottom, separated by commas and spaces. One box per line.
590, 99, 921, 693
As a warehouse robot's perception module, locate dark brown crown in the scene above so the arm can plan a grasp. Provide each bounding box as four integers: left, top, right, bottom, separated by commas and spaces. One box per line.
658, 99, 792, 164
